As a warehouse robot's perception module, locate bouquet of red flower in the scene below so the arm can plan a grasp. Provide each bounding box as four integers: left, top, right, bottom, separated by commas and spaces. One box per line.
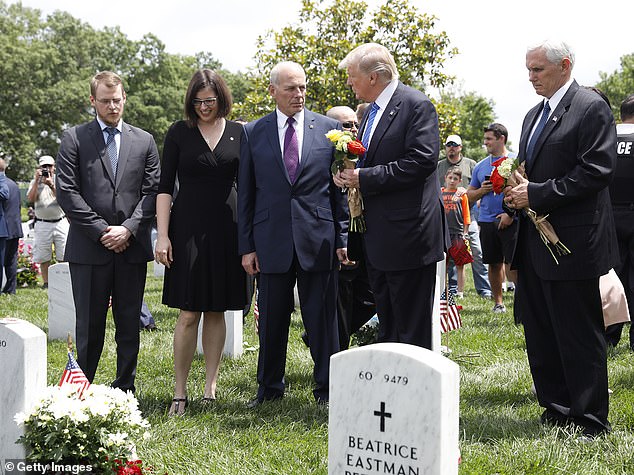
325, 129, 367, 232
491, 156, 571, 264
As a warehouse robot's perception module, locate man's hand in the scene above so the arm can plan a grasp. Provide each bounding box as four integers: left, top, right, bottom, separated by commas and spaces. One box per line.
242, 252, 260, 275
333, 168, 360, 189
336, 247, 352, 265
504, 170, 530, 210
100, 225, 132, 253
496, 212, 514, 230
452, 186, 467, 201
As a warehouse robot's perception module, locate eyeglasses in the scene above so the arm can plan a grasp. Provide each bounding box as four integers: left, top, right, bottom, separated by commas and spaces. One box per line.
96, 98, 123, 107
445, 142, 460, 147
342, 121, 359, 130
192, 98, 218, 108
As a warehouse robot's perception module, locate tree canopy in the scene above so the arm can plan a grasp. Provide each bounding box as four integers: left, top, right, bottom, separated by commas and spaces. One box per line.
235, 0, 458, 121
596, 53, 634, 121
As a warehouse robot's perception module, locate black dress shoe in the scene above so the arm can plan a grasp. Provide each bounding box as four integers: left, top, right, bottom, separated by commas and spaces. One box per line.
540, 409, 570, 427
246, 395, 282, 408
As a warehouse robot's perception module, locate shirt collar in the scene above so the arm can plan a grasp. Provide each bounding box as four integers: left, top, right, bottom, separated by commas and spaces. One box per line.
276, 109, 304, 130
545, 77, 574, 116
374, 79, 398, 111
97, 117, 122, 132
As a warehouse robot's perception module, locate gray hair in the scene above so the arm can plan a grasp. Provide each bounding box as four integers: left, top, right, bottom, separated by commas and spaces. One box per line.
527, 39, 575, 70
339, 43, 399, 83
270, 61, 305, 86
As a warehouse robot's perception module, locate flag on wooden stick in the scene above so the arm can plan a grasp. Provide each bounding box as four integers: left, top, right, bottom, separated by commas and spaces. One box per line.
59, 334, 90, 398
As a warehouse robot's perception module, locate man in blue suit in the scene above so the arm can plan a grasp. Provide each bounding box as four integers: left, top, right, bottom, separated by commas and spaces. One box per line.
335, 43, 449, 349
238, 61, 348, 406
0, 158, 24, 294
505, 40, 617, 437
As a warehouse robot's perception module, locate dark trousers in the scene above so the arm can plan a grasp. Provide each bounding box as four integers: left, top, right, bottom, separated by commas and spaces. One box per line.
70, 256, 147, 393
606, 208, 634, 349
365, 256, 436, 349
2, 237, 19, 294
337, 260, 376, 350
516, 239, 610, 435
256, 255, 339, 402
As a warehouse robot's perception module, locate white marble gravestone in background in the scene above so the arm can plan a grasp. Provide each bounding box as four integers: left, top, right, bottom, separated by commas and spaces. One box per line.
0, 318, 47, 461
47, 262, 76, 341
196, 310, 243, 358
328, 343, 459, 475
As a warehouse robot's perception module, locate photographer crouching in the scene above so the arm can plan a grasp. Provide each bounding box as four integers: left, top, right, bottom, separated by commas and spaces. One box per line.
26, 155, 69, 288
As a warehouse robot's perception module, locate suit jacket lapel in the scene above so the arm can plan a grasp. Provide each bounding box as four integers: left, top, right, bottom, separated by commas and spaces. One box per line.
296, 110, 316, 181
265, 112, 291, 183
90, 119, 116, 185
364, 83, 403, 166
522, 81, 579, 172
116, 122, 132, 189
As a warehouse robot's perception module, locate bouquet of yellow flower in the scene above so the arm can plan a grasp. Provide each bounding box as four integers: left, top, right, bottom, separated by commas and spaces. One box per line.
325, 129, 366, 232
491, 156, 571, 264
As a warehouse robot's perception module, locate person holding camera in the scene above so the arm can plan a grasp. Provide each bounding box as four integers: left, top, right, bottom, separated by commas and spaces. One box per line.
26, 155, 69, 288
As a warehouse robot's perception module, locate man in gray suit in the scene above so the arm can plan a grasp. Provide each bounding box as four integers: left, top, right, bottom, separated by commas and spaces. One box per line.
56, 71, 160, 393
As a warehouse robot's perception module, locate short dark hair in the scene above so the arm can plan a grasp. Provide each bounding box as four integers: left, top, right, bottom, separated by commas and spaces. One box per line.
484, 123, 508, 143
184, 69, 232, 127
446, 165, 462, 178
621, 94, 634, 122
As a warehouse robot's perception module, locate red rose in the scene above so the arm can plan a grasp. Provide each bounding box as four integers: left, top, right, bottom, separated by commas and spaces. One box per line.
491, 156, 507, 167
490, 168, 505, 194
347, 140, 366, 156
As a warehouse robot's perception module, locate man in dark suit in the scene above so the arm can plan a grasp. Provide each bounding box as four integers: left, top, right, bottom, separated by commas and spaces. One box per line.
0, 166, 9, 281
335, 43, 448, 349
505, 40, 617, 437
0, 158, 24, 294
56, 71, 160, 393
238, 61, 347, 405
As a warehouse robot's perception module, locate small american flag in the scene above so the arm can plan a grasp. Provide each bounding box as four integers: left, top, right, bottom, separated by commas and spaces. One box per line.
59, 350, 91, 398
440, 289, 462, 333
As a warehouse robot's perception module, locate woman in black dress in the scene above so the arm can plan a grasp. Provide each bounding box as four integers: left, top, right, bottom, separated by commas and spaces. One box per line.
155, 69, 246, 415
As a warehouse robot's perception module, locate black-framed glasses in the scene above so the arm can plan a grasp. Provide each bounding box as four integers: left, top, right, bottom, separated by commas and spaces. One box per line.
342, 121, 359, 130
445, 141, 460, 147
192, 98, 218, 108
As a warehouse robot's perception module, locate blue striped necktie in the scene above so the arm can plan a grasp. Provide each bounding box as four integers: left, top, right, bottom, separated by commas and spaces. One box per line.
358, 102, 379, 167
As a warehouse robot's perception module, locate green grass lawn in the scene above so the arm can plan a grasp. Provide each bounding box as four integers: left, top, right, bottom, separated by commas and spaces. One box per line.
2, 270, 634, 474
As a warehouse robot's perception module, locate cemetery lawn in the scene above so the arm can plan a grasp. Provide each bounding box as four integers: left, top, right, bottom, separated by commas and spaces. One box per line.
3, 271, 634, 475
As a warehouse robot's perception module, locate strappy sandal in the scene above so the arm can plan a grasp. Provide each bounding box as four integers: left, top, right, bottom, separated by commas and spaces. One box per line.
168, 397, 188, 416
201, 397, 216, 406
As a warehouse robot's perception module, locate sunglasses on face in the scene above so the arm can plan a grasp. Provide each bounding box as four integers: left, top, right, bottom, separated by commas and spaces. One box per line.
445, 142, 460, 147
342, 121, 359, 129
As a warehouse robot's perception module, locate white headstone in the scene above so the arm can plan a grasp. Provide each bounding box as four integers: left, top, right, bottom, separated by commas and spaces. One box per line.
0, 318, 47, 460
47, 262, 76, 341
328, 343, 460, 475
196, 310, 243, 358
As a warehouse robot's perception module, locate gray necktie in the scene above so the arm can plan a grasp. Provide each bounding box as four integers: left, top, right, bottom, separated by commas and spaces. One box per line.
105, 127, 119, 177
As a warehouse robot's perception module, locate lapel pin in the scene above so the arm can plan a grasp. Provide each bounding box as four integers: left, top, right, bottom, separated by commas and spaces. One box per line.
389, 111, 395, 116
230, 136, 234, 141
309, 124, 314, 129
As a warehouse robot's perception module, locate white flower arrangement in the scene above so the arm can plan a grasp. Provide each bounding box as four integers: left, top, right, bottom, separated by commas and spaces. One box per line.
15, 384, 150, 471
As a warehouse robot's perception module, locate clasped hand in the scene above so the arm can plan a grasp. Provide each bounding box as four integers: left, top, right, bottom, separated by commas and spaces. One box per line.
333, 168, 360, 189
100, 225, 131, 253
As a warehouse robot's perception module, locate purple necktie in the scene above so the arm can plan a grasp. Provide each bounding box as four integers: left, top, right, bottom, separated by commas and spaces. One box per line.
525, 101, 551, 165
284, 116, 299, 183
